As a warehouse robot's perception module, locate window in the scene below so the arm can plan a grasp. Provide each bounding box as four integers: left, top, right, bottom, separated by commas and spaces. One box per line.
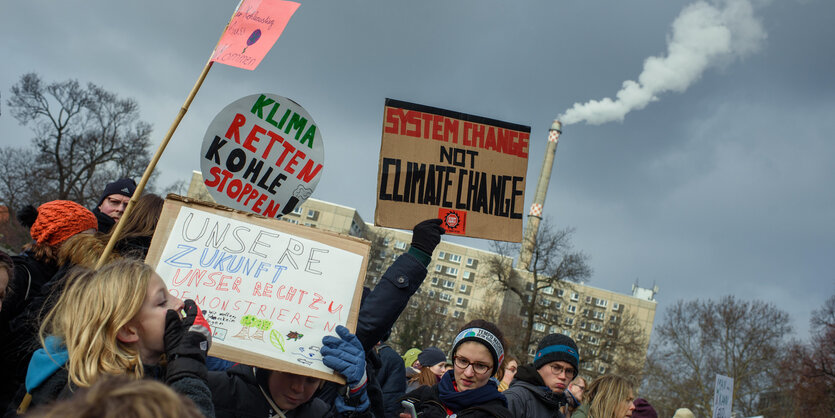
543, 286, 554, 295
565, 317, 574, 326
554, 302, 562, 310
449, 254, 461, 263
459, 284, 468, 293
580, 321, 587, 329
571, 292, 579, 301
439, 293, 452, 302
394, 241, 407, 250
436, 306, 448, 315
549, 325, 559, 333
582, 309, 589, 316
292, 206, 303, 215
594, 311, 606, 320
539, 298, 551, 307
462, 271, 473, 281
526, 282, 534, 291
590, 323, 603, 332
284, 218, 298, 224
585, 296, 592, 304
443, 280, 455, 289
437, 251, 446, 260
434, 264, 443, 272
613, 302, 621, 311
588, 336, 599, 345
533, 323, 546, 332
304, 222, 315, 227
456, 297, 464, 306
466, 258, 475, 267
307, 209, 318, 220
431, 277, 439, 285
428, 290, 436, 298
598, 366, 606, 374
557, 289, 565, 297
567, 305, 577, 313
452, 311, 461, 318
607, 328, 614, 335
610, 315, 620, 323
564, 330, 572, 337
445, 267, 458, 276
596, 299, 608, 308
528, 347, 536, 356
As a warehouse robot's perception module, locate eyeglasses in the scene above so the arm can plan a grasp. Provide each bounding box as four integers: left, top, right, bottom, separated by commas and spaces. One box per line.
548, 363, 576, 378
453, 356, 492, 375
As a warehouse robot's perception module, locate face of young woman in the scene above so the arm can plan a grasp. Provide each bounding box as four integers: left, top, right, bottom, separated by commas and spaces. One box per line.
429, 362, 447, 378
130, 273, 183, 364
616, 390, 636, 418
502, 360, 518, 383
268, 371, 321, 410
453, 341, 494, 391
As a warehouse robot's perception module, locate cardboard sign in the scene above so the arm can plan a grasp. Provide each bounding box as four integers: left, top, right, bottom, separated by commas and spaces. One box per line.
211, 0, 300, 70
145, 196, 368, 383
375, 99, 530, 242
201, 93, 323, 218
712, 374, 734, 418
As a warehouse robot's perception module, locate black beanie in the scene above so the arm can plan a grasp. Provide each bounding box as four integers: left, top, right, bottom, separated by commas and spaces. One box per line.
98, 178, 137, 206
533, 333, 579, 372
417, 347, 446, 367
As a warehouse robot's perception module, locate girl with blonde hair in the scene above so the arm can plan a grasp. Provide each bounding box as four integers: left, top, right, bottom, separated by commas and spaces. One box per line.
9, 259, 213, 417
573, 374, 636, 418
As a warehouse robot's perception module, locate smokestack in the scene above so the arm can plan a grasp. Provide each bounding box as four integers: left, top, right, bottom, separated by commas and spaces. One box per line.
518, 120, 561, 271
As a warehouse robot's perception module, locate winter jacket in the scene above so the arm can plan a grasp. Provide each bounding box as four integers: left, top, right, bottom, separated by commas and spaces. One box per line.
208, 365, 369, 418
0, 253, 58, 410
570, 402, 589, 418
402, 384, 513, 418
91, 207, 115, 234
375, 343, 406, 417
503, 365, 567, 418
4, 337, 215, 418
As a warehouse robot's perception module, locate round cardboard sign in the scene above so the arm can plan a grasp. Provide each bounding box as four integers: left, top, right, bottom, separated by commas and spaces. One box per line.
200, 93, 324, 217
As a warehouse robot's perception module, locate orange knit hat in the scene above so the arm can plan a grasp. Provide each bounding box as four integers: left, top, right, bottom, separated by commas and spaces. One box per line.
30, 200, 98, 247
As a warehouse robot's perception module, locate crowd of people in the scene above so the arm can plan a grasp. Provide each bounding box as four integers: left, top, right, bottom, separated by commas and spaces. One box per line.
0, 178, 700, 417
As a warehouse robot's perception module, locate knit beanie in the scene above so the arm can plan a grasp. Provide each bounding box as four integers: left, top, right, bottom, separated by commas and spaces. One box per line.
451, 328, 505, 375
402, 348, 422, 369
632, 398, 658, 418
672, 408, 695, 418
98, 178, 137, 206
30, 200, 98, 246
533, 333, 579, 372
418, 347, 446, 367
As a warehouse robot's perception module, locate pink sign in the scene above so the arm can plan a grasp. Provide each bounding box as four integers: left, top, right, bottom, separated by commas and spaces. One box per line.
211, 0, 300, 71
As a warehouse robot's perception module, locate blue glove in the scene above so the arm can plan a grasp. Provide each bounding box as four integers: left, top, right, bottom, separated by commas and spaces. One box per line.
322, 325, 370, 412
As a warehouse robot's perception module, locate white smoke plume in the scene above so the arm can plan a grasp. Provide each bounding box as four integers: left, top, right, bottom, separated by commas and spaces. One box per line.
559, 0, 766, 126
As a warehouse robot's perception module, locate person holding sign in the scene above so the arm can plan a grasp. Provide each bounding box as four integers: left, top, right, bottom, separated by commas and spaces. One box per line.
400, 320, 513, 418
8, 260, 214, 418
209, 219, 448, 418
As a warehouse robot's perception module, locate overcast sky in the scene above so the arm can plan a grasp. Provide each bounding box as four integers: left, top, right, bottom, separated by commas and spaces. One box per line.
2, 0, 833, 341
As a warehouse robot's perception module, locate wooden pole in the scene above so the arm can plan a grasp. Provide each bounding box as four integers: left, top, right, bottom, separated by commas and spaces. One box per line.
95, 59, 214, 269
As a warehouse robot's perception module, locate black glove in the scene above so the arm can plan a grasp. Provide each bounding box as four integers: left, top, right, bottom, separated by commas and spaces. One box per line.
163, 299, 212, 383
410, 218, 445, 255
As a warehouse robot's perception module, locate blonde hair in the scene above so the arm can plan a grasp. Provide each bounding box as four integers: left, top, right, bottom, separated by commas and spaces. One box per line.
27, 375, 202, 418
40, 259, 154, 387
409, 366, 441, 387
586, 375, 635, 418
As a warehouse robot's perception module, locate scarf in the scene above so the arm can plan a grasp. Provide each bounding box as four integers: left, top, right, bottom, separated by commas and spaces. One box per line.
437, 370, 507, 413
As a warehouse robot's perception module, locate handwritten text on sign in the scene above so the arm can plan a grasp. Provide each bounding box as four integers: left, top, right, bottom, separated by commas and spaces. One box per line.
155, 206, 362, 376
712, 374, 734, 418
211, 0, 300, 71
201, 94, 324, 218
375, 99, 530, 242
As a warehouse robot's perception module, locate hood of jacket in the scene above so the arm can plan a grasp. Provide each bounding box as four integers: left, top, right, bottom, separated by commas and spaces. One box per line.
25, 336, 69, 393
512, 364, 567, 409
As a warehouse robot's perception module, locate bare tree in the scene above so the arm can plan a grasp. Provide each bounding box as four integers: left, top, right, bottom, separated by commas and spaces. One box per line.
642, 296, 791, 417
486, 221, 591, 355
390, 292, 465, 355
4, 73, 152, 207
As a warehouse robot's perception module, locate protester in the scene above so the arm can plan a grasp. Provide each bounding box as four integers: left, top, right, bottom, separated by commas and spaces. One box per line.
375, 336, 406, 418
209, 219, 446, 418
631, 398, 657, 418
503, 333, 580, 417
563, 375, 588, 416
671, 408, 694, 418
24, 375, 203, 418
110, 193, 164, 259
402, 347, 422, 383
0, 252, 12, 313
92, 178, 136, 233
5, 259, 214, 417
571, 375, 635, 418
495, 355, 518, 392
400, 319, 513, 417
0, 201, 97, 408
406, 347, 447, 392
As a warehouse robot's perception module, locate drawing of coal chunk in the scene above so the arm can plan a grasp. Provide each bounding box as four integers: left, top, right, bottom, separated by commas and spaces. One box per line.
281, 185, 313, 215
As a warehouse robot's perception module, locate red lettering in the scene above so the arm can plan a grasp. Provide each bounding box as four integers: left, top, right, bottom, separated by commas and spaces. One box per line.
263, 199, 280, 218
172, 268, 187, 286
296, 290, 308, 305
216, 275, 231, 291
243, 189, 259, 206
328, 302, 344, 320
384, 107, 400, 134
204, 166, 222, 188
224, 113, 247, 143
323, 321, 337, 332
309, 293, 325, 310
251, 194, 268, 214
284, 150, 305, 174
420, 112, 433, 139
275, 141, 296, 167
226, 179, 243, 199
263, 131, 285, 159
277, 308, 289, 322
285, 286, 297, 303
297, 160, 322, 183
276, 285, 286, 299
445, 118, 459, 144
257, 304, 267, 316
262, 283, 273, 298
291, 312, 301, 325
252, 281, 263, 297
194, 295, 206, 306
404, 110, 420, 137
304, 315, 318, 329
519, 132, 529, 158
243, 125, 266, 153
237, 183, 254, 203
205, 272, 219, 288
232, 277, 242, 293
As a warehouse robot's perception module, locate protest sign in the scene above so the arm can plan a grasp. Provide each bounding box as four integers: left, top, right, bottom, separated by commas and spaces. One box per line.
375, 99, 530, 242
145, 195, 368, 383
712, 374, 734, 418
211, 0, 300, 70
200, 93, 323, 218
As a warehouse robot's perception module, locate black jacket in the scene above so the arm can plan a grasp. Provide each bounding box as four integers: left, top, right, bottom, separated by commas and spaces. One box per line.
503, 365, 567, 418
91, 207, 115, 234
403, 384, 513, 418
375, 344, 406, 417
